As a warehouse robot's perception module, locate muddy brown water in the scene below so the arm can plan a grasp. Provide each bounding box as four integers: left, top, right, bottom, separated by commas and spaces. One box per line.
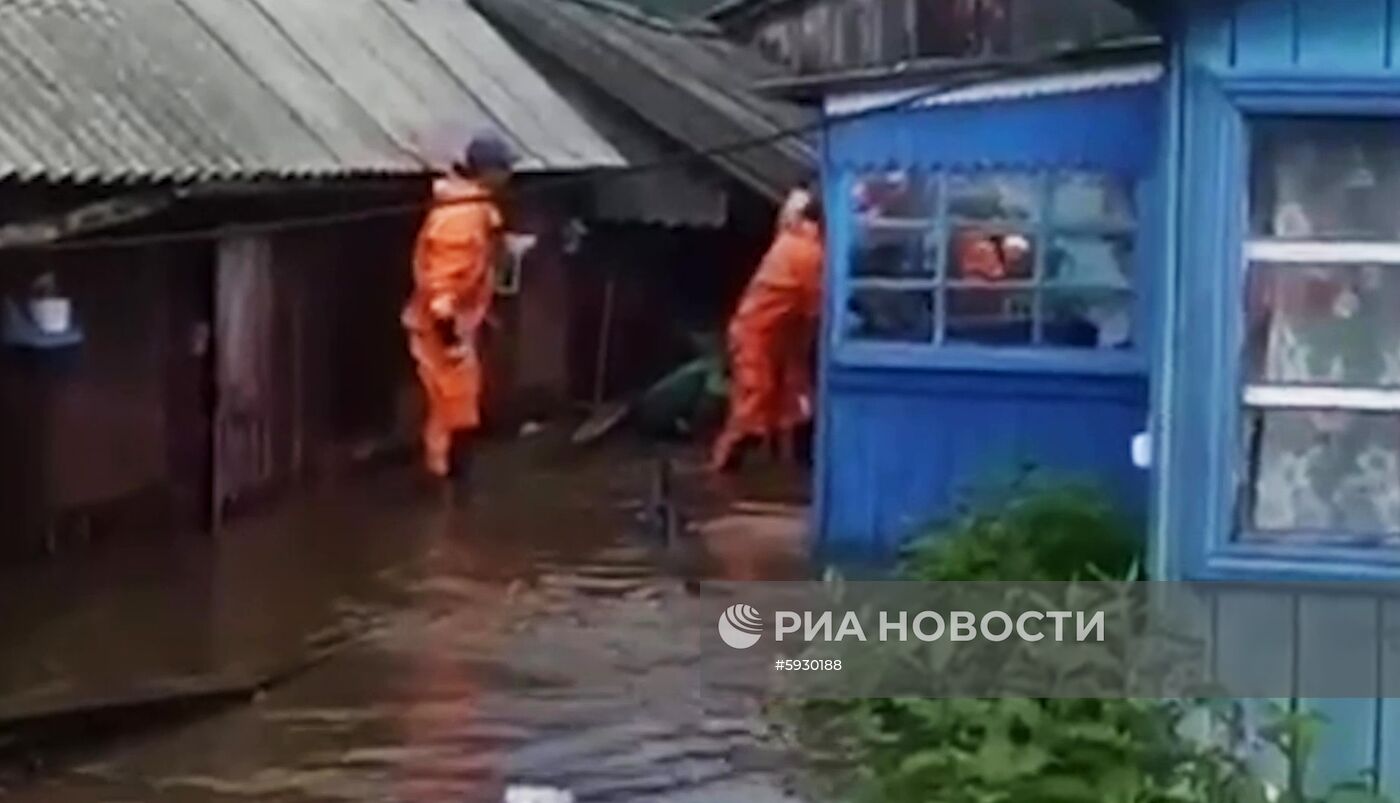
0, 436, 815, 802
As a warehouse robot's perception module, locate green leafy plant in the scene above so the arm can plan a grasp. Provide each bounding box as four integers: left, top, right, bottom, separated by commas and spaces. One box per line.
900, 474, 1143, 582
777, 477, 1393, 803
1246, 703, 1393, 803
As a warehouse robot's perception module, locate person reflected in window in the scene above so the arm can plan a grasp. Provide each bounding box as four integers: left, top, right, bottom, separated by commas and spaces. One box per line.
947, 232, 1029, 343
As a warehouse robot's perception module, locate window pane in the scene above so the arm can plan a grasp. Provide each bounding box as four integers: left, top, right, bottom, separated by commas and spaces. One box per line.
1241, 408, 1400, 539
1046, 235, 1133, 288
947, 172, 1038, 222
949, 229, 1035, 281
1042, 288, 1133, 349
1050, 172, 1135, 229
853, 170, 937, 220
846, 287, 934, 342
1245, 262, 1400, 387
852, 224, 937, 278
946, 288, 1033, 345
1250, 116, 1400, 240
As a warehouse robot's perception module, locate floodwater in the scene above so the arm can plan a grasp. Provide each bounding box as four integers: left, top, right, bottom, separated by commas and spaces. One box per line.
0, 433, 815, 802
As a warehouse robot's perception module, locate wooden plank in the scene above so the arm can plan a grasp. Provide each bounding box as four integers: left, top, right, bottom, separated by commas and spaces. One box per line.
1231, 0, 1297, 71
1379, 599, 1400, 796
1297, 0, 1389, 74
821, 389, 871, 549
821, 366, 1147, 550
0, 191, 176, 249
1297, 595, 1381, 795
1184, 0, 1236, 71
1391, 0, 1400, 69
1208, 589, 1293, 785
1214, 589, 1295, 697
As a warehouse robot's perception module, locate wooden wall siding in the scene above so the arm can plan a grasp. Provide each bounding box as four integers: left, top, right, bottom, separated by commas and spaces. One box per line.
1383, 602, 1400, 793
0, 239, 218, 557
1162, 1, 1400, 792
746, 0, 1143, 74
45, 254, 169, 510
1187, 0, 1400, 74
1200, 588, 1400, 796
820, 366, 1148, 551
267, 205, 416, 471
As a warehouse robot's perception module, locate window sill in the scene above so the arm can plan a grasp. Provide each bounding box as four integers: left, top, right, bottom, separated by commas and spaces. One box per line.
1192, 542, 1400, 584
831, 341, 1148, 377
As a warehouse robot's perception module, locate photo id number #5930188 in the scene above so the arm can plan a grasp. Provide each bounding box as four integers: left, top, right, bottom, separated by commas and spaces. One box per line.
775, 658, 842, 672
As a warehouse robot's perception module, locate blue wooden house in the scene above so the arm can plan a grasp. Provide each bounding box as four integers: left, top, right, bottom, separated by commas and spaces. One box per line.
814, 49, 1164, 553
741, 0, 1400, 792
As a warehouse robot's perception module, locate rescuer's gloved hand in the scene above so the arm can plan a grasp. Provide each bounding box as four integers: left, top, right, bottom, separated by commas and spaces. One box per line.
429, 294, 456, 320
447, 341, 473, 362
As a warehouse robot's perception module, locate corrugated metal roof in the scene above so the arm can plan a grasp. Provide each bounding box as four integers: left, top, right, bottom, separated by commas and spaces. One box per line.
0, 0, 624, 183
826, 60, 1164, 117
916, 62, 1163, 107
526, 50, 732, 227
472, 0, 817, 202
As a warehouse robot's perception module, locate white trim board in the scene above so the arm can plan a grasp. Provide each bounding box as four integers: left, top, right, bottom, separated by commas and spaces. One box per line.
1245, 385, 1400, 412
1247, 240, 1400, 264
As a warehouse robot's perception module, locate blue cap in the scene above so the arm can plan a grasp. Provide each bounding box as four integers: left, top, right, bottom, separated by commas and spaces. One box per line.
464, 131, 518, 172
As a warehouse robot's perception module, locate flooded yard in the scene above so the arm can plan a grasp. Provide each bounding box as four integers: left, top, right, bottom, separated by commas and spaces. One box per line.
0, 434, 814, 802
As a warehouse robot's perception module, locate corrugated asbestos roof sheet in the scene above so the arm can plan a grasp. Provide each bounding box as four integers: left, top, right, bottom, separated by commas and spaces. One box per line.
916, 61, 1163, 107
825, 59, 1164, 117
471, 0, 817, 202
0, 0, 624, 182
534, 58, 731, 227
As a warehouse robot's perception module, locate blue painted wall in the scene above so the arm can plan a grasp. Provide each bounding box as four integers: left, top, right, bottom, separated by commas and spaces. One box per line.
816, 84, 1162, 553
1157, 0, 1400, 793
820, 366, 1147, 553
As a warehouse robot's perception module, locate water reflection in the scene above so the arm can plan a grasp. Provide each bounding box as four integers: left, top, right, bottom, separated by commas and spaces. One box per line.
1, 439, 814, 802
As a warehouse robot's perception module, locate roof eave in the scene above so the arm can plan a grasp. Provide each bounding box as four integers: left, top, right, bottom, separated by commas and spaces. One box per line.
752, 35, 1166, 102
704, 0, 804, 29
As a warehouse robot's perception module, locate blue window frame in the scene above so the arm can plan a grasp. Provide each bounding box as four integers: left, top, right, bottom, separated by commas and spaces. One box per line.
1183, 78, 1400, 581
830, 164, 1150, 376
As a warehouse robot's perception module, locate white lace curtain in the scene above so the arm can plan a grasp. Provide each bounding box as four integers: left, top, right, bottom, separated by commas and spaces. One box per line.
1247, 125, 1400, 538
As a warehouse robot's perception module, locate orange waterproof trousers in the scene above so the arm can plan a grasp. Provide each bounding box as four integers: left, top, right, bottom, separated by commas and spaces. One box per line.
710, 221, 823, 470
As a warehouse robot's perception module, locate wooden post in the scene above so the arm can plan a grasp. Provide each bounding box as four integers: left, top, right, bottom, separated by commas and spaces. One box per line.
593, 271, 616, 407
290, 271, 305, 480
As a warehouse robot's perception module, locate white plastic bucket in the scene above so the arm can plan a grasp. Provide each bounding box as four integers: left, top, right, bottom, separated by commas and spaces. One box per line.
30, 297, 71, 334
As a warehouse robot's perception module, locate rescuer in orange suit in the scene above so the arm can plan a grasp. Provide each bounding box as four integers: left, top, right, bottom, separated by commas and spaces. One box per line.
710, 186, 825, 473
401, 133, 515, 499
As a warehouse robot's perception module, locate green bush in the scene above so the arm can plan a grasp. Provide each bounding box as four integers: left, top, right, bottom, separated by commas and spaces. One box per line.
778, 477, 1392, 803
900, 477, 1143, 582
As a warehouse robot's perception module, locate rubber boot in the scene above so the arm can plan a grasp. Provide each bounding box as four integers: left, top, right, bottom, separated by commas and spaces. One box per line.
712, 435, 756, 474
795, 422, 815, 467
448, 432, 474, 505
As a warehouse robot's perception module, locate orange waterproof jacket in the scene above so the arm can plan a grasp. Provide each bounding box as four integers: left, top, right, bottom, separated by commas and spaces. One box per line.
715, 219, 823, 457
737, 219, 824, 330
402, 178, 503, 458
402, 178, 502, 336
